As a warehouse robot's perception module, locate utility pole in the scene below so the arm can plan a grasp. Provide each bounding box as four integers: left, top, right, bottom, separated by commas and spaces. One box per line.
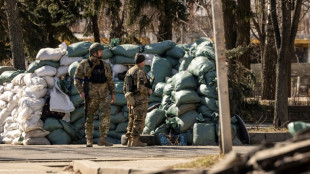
211, 0, 232, 154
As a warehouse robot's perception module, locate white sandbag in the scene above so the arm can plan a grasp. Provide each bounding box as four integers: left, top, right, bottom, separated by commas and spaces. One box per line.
2, 137, 13, 144
0, 108, 10, 128
0, 91, 14, 102
4, 116, 14, 124
11, 73, 27, 86
23, 85, 47, 98
0, 86, 4, 94
172, 69, 178, 76
56, 66, 69, 77
112, 64, 128, 74
22, 128, 50, 139
0, 100, 6, 109
4, 83, 14, 91
4, 122, 19, 132
50, 79, 75, 113
23, 137, 51, 145
19, 97, 45, 112
5, 129, 21, 139
17, 107, 33, 122
25, 76, 47, 87
11, 108, 18, 118
58, 42, 67, 52
60, 56, 83, 66
62, 113, 70, 122
23, 73, 34, 85
12, 137, 23, 145
43, 76, 55, 88
34, 66, 57, 77
20, 119, 44, 133
11, 86, 23, 94
7, 103, 17, 112
36, 47, 65, 61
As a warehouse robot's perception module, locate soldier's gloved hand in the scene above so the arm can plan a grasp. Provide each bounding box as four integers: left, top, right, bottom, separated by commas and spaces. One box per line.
111, 94, 115, 103
148, 89, 152, 95
80, 92, 85, 101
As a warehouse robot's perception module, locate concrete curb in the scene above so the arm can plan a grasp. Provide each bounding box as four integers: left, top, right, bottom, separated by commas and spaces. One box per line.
249, 132, 292, 144
73, 160, 100, 174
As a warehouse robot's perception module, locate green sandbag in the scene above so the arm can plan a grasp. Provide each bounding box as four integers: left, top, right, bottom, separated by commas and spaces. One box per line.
47, 129, 72, 144
0, 70, 24, 84
175, 110, 199, 133
111, 105, 121, 115
107, 137, 121, 144
187, 56, 215, 77
150, 56, 172, 86
142, 126, 152, 134
68, 61, 80, 78
197, 84, 218, 99
172, 90, 201, 106
186, 129, 193, 145
172, 71, 198, 91
287, 121, 310, 136
110, 55, 135, 64
67, 41, 92, 57
110, 122, 116, 130
145, 108, 166, 131
70, 107, 85, 123
111, 93, 126, 106
195, 41, 215, 60
165, 56, 179, 67
197, 105, 214, 117
59, 120, 78, 140
178, 52, 194, 71
163, 83, 174, 95
144, 65, 151, 73
70, 94, 84, 107
199, 71, 217, 85
144, 40, 176, 55
0, 66, 16, 75
111, 44, 141, 58
149, 95, 162, 103
110, 112, 127, 124
102, 44, 113, 59
201, 97, 218, 111
159, 95, 172, 110
108, 130, 123, 139
43, 118, 63, 132
153, 82, 166, 97
115, 122, 128, 133
27, 60, 60, 73
114, 81, 124, 94
94, 120, 100, 130
193, 123, 216, 145
166, 104, 197, 117
166, 45, 185, 59
73, 117, 84, 130
122, 105, 129, 112
93, 130, 100, 138
195, 37, 214, 45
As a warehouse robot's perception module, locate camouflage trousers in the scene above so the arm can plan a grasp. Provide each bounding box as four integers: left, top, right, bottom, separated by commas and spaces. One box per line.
126, 103, 148, 138
85, 97, 111, 138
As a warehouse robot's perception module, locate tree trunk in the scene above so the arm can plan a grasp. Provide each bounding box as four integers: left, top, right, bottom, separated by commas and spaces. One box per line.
91, 14, 100, 42
4, 0, 26, 70
222, 0, 237, 49
261, 15, 277, 100
157, 12, 172, 41
236, 0, 251, 69
274, 0, 291, 128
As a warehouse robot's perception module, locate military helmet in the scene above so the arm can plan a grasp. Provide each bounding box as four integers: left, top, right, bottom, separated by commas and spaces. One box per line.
89, 42, 104, 55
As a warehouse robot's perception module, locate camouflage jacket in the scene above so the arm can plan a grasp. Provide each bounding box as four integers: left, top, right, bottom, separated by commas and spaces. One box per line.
74, 56, 115, 99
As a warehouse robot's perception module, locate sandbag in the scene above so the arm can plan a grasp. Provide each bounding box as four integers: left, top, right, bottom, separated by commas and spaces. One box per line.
23, 137, 51, 145
70, 94, 84, 107
67, 41, 92, 57
153, 82, 166, 97
114, 81, 124, 94
59, 120, 78, 140
167, 110, 198, 134
145, 108, 166, 131
112, 93, 126, 106
23, 85, 47, 99
201, 97, 218, 111
199, 71, 217, 86
0, 70, 24, 84
166, 45, 185, 59
111, 44, 141, 58
68, 61, 80, 78
198, 84, 218, 99
187, 56, 215, 77
111, 105, 121, 115
112, 64, 128, 74
195, 43, 215, 59
115, 122, 128, 133
43, 117, 63, 132
50, 79, 75, 113
56, 66, 69, 77
0, 91, 14, 102
47, 129, 71, 144
172, 90, 201, 106
73, 117, 84, 130
34, 66, 57, 77
150, 56, 172, 86
36, 47, 65, 61
25, 76, 47, 87
165, 56, 179, 67
149, 95, 162, 103
27, 60, 60, 73
0, 100, 6, 109
144, 40, 176, 55
22, 128, 50, 139
70, 107, 84, 123
166, 104, 197, 117
159, 95, 173, 110
19, 97, 45, 112
0, 66, 16, 75
11, 73, 27, 86
193, 123, 216, 145
172, 71, 198, 91
197, 105, 214, 117
20, 118, 44, 133
110, 112, 127, 124
101, 45, 113, 59
163, 83, 174, 95
110, 55, 135, 64
178, 52, 194, 71
60, 56, 83, 66
108, 131, 123, 139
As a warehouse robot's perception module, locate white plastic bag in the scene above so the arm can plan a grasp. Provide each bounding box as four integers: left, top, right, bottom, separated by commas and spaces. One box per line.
36, 47, 65, 61
34, 66, 57, 77
50, 79, 75, 113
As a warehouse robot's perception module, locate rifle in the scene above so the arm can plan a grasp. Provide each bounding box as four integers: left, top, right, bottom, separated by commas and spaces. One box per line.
83, 80, 89, 122
145, 74, 155, 89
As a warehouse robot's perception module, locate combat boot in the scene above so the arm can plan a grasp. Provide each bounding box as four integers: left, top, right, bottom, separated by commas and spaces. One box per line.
127, 137, 132, 147
86, 134, 93, 147
98, 136, 113, 146
131, 137, 147, 147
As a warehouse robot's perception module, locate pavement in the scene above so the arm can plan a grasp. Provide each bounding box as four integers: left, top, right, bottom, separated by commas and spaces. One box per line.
0, 144, 257, 174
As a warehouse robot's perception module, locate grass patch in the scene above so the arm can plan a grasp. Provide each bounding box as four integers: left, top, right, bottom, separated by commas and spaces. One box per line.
247, 126, 288, 133
173, 155, 223, 169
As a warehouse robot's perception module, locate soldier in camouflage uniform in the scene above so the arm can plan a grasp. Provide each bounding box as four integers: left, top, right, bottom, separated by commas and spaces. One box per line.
74, 43, 115, 147
124, 54, 152, 147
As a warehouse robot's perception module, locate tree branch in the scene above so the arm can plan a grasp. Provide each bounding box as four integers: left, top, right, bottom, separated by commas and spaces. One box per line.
172, 14, 209, 37
252, 17, 263, 42
270, 0, 281, 49
290, 0, 303, 43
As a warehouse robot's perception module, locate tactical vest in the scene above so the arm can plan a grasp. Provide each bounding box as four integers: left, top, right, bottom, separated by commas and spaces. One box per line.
87, 59, 107, 83
125, 66, 140, 93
